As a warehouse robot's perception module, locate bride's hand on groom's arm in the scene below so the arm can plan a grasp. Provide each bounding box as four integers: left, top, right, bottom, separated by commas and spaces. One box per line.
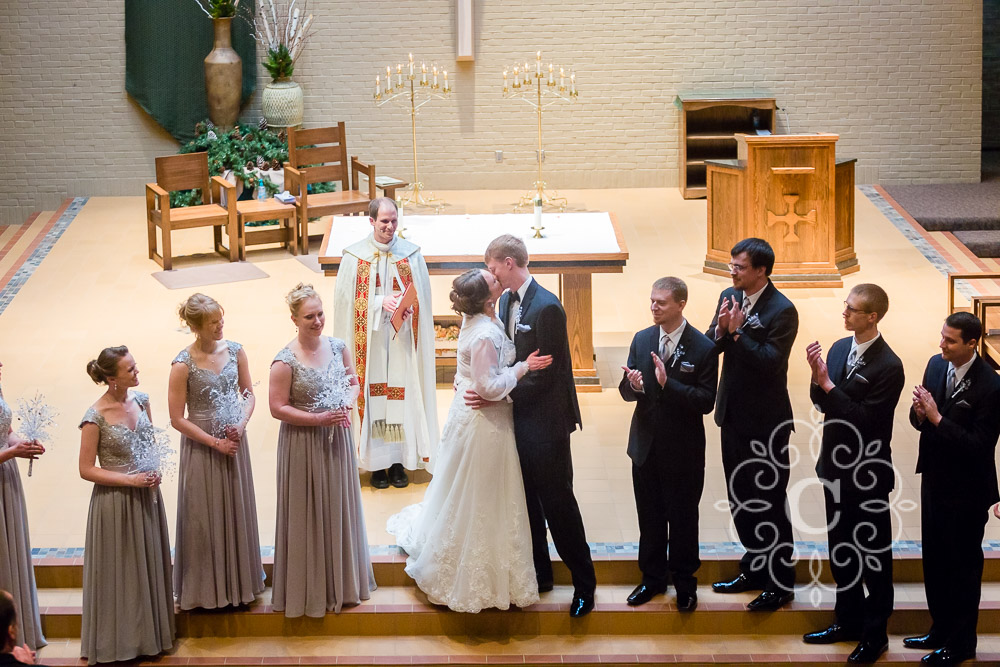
526, 349, 552, 371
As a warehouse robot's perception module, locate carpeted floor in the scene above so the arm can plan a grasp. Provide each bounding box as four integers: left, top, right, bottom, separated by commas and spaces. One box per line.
880, 182, 1000, 232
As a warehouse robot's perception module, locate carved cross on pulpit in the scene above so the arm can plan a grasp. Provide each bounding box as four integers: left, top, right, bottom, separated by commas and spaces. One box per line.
767, 194, 817, 243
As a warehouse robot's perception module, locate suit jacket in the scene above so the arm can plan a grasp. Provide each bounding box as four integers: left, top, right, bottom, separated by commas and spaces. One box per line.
811, 335, 905, 498
619, 322, 718, 469
910, 353, 1000, 509
499, 279, 582, 444
706, 280, 799, 432
0, 653, 35, 666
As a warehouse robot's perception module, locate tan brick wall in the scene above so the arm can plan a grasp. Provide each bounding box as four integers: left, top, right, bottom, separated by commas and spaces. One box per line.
0, 0, 982, 224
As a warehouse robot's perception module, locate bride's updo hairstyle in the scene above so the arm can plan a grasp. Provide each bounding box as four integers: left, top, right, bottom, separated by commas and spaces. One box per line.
286, 282, 320, 316
86, 346, 130, 385
178, 293, 222, 330
449, 269, 490, 316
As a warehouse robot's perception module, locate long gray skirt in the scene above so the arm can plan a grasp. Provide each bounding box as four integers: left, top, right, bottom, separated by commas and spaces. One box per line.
0, 458, 46, 650
173, 420, 264, 610
81, 484, 175, 665
272, 422, 375, 617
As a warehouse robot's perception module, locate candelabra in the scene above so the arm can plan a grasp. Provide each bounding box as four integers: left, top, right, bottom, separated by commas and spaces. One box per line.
374, 53, 451, 211
503, 51, 578, 212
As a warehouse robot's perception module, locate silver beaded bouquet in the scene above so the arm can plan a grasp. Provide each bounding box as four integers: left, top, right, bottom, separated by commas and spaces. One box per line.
312, 368, 357, 412
128, 422, 178, 482
15, 392, 58, 477
208, 383, 255, 439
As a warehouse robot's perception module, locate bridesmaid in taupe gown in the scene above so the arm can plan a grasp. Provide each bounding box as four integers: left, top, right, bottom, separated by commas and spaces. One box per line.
79, 346, 175, 665
0, 360, 46, 652
269, 283, 375, 617
168, 294, 264, 610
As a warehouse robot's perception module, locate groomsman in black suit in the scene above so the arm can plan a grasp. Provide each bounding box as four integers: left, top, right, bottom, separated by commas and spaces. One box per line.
620, 277, 718, 612
905, 312, 1000, 665
801, 283, 904, 664
467, 234, 597, 618
706, 237, 799, 611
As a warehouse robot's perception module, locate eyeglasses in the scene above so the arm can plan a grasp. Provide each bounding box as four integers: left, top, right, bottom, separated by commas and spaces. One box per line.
727, 262, 748, 273
843, 301, 871, 314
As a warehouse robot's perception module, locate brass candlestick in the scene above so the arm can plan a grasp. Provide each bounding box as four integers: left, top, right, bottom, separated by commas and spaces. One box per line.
374, 54, 452, 211
502, 51, 578, 212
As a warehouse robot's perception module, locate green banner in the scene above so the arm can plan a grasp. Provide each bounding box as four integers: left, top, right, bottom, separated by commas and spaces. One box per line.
125, 0, 257, 144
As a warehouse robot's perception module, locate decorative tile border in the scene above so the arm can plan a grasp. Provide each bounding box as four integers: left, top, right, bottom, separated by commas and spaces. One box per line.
0, 197, 88, 317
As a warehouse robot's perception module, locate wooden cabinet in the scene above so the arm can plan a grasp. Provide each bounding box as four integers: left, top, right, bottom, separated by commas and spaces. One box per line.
676, 95, 776, 199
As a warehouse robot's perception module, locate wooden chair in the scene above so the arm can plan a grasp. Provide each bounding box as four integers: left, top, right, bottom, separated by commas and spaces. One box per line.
145, 152, 238, 270
284, 123, 376, 254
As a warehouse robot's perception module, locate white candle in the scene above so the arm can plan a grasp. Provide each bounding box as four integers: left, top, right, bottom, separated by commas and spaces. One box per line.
386, 66, 392, 90
409, 53, 414, 77
536, 51, 542, 75
443, 70, 449, 91
570, 72, 576, 95
433, 65, 438, 88
376, 75, 381, 96
421, 62, 427, 84
548, 63, 554, 85
560, 67, 565, 89
397, 64, 402, 87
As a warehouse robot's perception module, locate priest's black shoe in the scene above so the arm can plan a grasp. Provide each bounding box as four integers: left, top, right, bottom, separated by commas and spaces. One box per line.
569, 594, 594, 618
676, 591, 697, 612
745, 589, 794, 612
626, 583, 665, 607
388, 463, 409, 488
370, 469, 390, 489
847, 639, 888, 664
920, 646, 976, 664
711, 573, 762, 594
802, 623, 862, 645
903, 634, 945, 650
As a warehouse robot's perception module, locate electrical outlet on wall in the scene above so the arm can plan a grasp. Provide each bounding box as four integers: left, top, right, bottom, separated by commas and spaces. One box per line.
495, 150, 503, 163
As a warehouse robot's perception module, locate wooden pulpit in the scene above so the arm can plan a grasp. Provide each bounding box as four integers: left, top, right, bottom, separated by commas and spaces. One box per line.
704, 133, 859, 288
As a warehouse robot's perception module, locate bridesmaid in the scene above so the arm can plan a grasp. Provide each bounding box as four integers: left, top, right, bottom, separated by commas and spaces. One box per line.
79, 346, 175, 665
168, 294, 264, 610
269, 283, 375, 617
0, 361, 46, 652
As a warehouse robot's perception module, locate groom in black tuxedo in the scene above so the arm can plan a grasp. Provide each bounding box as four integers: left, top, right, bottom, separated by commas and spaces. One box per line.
466, 234, 596, 618
801, 283, 905, 664
707, 237, 799, 611
620, 277, 717, 612
904, 312, 1000, 665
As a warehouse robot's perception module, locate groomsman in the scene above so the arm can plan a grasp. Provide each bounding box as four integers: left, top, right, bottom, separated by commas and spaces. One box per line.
620, 277, 717, 612
802, 284, 904, 664
707, 237, 798, 611
905, 312, 1000, 665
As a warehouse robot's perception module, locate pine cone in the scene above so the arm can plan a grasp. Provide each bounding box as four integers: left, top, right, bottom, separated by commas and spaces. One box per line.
257, 156, 267, 169
206, 130, 218, 141
231, 128, 242, 140
245, 161, 255, 171
205, 120, 215, 129
270, 158, 282, 170
277, 130, 287, 142
195, 122, 206, 136
258, 117, 269, 131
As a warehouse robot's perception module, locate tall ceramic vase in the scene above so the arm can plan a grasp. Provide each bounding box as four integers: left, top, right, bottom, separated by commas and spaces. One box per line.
204, 17, 242, 129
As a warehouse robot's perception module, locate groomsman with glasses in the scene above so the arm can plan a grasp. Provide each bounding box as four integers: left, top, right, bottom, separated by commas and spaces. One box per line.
802, 283, 905, 664
906, 312, 1000, 665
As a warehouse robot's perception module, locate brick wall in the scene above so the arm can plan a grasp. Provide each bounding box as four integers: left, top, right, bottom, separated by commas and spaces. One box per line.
0, 0, 983, 224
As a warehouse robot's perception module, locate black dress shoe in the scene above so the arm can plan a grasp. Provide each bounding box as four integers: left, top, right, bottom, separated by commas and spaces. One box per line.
712, 573, 763, 594
745, 589, 794, 612
676, 591, 697, 612
370, 469, 389, 489
803, 623, 862, 645
569, 594, 594, 618
626, 583, 666, 607
903, 634, 946, 650
848, 639, 888, 664
388, 463, 409, 488
537, 581, 554, 594
921, 646, 976, 664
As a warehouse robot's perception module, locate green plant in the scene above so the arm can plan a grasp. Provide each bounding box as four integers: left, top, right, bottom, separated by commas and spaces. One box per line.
194, 0, 239, 19
263, 44, 295, 81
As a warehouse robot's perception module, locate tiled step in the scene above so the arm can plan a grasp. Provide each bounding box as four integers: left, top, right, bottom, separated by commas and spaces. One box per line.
32, 634, 1000, 666
31, 552, 1000, 589
35, 583, 1000, 639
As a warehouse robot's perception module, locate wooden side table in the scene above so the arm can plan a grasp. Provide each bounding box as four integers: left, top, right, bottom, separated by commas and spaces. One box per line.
376, 179, 409, 203
235, 199, 298, 260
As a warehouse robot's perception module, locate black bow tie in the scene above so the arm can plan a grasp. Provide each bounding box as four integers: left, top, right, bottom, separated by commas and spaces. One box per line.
509, 290, 521, 304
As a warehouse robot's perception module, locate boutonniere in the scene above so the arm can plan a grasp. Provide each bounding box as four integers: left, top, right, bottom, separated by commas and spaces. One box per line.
670, 343, 686, 368
951, 377, 972, 399
847, 357, 866, 378
745, 313, 764, 329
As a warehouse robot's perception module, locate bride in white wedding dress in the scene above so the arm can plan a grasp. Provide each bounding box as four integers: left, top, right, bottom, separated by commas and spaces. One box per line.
387, 268, 552, 612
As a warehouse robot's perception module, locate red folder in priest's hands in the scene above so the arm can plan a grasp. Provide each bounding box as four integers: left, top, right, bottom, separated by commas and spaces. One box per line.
390, 282, 417, 336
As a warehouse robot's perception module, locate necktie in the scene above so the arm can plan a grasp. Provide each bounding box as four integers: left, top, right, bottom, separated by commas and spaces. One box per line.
660, 335, 672, 361
741, 295, 751, 315
846, 348, 858, 375
508, 291, 521, 338
946, 365, 957, 395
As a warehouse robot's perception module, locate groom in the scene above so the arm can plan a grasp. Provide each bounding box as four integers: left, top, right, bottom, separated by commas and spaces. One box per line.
466, 234, 597, 618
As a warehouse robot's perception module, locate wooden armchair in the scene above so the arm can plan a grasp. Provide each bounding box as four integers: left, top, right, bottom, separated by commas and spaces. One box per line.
284, 123, 376, 254
145, 152, 238, 271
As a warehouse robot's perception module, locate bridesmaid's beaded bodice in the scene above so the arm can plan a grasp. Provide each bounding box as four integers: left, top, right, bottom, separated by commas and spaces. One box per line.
273, 337, 346, 412
0, 390, 11, 447
79, 391, 151, 468
173, 340, 242, 421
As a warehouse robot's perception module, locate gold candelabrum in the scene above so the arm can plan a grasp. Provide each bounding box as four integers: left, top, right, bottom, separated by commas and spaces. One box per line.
503, 51, 578, 212
374, 53, 451, 211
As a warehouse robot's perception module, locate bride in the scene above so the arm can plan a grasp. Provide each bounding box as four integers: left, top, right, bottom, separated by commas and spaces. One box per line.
387, 268, 552, 612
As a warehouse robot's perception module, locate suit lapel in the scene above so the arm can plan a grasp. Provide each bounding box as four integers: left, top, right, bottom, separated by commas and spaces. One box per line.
498, 291, 510, 330
942, 355, 979, 410
519, 278, 538, 318
747, 281, 774, 316
829, 339, 849, 385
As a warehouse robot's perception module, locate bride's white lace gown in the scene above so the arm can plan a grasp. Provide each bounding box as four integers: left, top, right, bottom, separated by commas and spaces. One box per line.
387, 312, 539, 612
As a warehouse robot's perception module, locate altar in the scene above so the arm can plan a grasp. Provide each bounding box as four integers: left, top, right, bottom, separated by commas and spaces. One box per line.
318, 212, 629, 391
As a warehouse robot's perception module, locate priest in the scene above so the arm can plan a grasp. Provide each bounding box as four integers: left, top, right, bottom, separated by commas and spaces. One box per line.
333, 197, 438, 488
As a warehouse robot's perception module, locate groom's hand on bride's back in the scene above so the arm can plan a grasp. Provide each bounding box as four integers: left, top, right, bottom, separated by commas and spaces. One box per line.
463, 389, 491, 409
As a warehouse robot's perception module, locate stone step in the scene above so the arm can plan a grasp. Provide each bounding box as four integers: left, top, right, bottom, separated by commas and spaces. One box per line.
34, 583, 1000, 639
30, 552, 1000, 589
31, 633, 1000, 666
